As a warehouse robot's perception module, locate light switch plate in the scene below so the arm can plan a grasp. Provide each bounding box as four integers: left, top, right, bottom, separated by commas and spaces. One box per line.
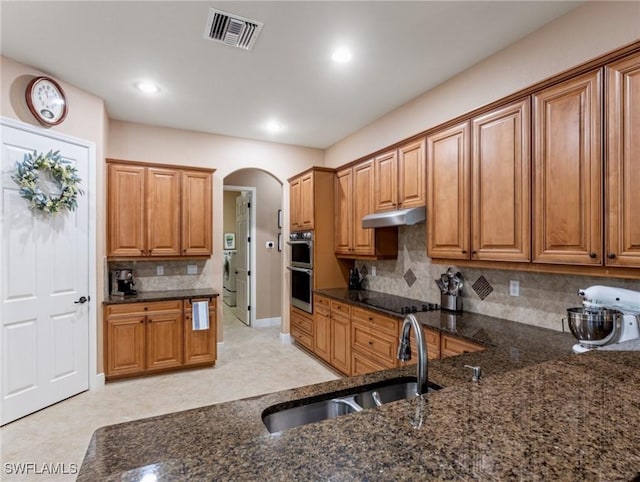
156, 265, 164, 276
187, 264, 198, 275
266, 241, 274, 249
371, 266, 377, 277
509, 280, 520, 296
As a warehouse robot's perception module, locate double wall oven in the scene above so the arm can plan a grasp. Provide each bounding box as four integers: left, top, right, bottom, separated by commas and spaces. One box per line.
287, 231, 313, 313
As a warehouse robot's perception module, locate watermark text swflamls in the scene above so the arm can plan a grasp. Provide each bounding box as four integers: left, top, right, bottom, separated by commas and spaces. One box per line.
4, 462, 79, 476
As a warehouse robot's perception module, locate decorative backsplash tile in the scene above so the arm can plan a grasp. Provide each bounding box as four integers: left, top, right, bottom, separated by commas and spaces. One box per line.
108, 259, 212, 294
472, 275, 494, 300
363, 224, 640, 332
403, 268, 417, 287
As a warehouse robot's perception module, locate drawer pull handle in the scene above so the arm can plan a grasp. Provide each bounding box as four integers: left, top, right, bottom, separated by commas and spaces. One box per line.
608, 252, 616, 259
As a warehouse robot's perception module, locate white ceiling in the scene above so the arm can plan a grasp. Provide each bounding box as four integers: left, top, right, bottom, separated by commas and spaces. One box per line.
1, 1, 582, 149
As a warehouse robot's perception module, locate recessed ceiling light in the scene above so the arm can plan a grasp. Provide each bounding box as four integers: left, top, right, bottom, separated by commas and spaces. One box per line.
135, 81, 160, 94
331, 47, 352, 64
264, 119, 284, 133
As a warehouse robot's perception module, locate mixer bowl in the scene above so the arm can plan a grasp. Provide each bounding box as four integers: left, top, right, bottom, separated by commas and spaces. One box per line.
566, 307, 620, 346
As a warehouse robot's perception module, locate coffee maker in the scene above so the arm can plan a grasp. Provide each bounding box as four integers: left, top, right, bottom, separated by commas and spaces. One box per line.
111, 269, 137, 296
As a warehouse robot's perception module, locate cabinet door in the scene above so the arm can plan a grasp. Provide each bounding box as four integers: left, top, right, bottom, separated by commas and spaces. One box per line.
398, 139, 426, 209
107, 163, 146, 256
290, 308, 313, 351
182, 170, 212, 256
374, 149, 398, 212
184, 299, 217, 365
106, 316, 146, 377
334, 168, 353, 254
441, 334, 486, 358
146, 167, 181, 257
290, 178, 301, 231
351, 350, 389, 376
331, 313, 351, 376
352, 160, 375, 255
472, 98, 531, 262
313, 307, 331, 363
606, 53, 640, 267
427, 121, 470, 259
299, 172, 315, 230
533, 70, 602, 265
146, 310, 183, 370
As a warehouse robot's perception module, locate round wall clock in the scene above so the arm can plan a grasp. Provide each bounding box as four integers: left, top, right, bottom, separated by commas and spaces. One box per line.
25, 76, 68, 126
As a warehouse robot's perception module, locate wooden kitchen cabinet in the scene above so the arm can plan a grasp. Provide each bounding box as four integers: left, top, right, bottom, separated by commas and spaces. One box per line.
289, 171, 314, 231
313, 296, 331, 363
403, 325, 441, 364
606, 53, 640, 267
184, 298, 217, 366
427, 121, 471, 259
290, 307, 314, 351
532, 70, 603, 265
334, 160, 398, 259
107, 160, 213, 258
374, 138, 426, 212
471, 98, 530, 262
330, 300, 351, 376
104, 300, 184, 379
441, 334, 486, 358
350, 307, 398, 373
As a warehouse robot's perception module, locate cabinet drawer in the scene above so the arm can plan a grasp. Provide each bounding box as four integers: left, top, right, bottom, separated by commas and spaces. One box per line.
441, 334, 486, 358
351, 307, 397, 336
291, 325, 313, 351
185, 297, 217, 309
291, 308, 313, 336
351, 319, 398, 367
106, 300, 183, 317
351, 350, 391, 376
330, 300, 351, 318
405, 327, 441, 363
314, 295, 331, 312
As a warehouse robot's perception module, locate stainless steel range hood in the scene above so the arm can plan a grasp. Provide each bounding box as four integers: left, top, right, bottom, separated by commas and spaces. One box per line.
362, 206, 426, 229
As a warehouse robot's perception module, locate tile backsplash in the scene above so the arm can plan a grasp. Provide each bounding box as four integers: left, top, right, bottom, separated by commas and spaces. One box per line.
363, 225, 640, 331
108, 259, 212, 295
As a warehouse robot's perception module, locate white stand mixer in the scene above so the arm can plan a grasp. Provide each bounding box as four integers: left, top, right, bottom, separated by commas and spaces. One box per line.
568, 285, 640, 353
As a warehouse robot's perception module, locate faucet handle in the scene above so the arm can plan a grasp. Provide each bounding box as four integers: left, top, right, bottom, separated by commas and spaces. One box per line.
464, 365, 481, 382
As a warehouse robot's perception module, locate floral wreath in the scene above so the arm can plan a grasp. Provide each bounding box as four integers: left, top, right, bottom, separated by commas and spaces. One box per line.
12, 150, 84, 214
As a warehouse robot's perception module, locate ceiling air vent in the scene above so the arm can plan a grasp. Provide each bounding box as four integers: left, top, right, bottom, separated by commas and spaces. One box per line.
204, 8, 263, 51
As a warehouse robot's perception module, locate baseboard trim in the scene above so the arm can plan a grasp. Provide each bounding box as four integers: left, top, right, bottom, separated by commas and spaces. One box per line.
254, 316, 281, 328
280, 333, 292, 344
91, 372, 105, 390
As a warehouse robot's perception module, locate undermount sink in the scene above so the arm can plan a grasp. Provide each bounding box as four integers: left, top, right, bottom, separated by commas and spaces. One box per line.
262, 377, 442, 433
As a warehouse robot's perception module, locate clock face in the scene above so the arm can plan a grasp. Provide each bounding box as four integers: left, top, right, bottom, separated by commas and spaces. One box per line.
26, 77, 68, 126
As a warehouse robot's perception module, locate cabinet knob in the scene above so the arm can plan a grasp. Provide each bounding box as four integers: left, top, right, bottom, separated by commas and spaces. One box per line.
608, 253, 616, 259
471, 250, 477, 256
462, 250, 467, 255
140, 319, 144, 324
589, 252, 597, 259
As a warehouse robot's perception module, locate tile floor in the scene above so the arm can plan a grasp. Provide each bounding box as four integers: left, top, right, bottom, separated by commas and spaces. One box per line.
0, 306, 339, 481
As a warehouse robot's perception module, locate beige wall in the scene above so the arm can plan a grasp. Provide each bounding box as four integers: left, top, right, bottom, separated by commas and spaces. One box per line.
223, 191, 240, 238
325, 1, 640, 167
1, 55, 109, 373
224, 169, 283, 320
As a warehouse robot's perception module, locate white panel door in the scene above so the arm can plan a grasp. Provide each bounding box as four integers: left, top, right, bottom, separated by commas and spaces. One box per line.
235, 193, 251, 326
1, 123, 90, 425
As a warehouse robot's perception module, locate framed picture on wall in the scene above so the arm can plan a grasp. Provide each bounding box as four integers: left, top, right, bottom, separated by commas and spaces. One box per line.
224, 233, 235, 250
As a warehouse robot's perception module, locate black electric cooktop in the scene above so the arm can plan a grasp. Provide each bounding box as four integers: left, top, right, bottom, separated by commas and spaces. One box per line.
357, 293, 439, 316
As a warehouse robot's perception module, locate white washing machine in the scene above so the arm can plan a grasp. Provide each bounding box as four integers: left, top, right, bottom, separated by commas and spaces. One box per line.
223, 250, 237, 307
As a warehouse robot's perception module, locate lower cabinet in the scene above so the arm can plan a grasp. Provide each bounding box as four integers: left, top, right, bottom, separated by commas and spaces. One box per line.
330, 300, 351, 376
350, 307, 398, 371
313, 298, 332, 363
290, 307, 314, 351
441, 333, 486, 358
105, 298, 217, 380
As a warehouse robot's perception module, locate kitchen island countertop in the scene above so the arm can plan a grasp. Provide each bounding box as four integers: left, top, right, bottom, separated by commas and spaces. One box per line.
79, 298, 640, 481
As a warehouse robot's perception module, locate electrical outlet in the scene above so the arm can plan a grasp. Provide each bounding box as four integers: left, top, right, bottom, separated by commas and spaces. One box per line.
371, 266, 377, 277
266, 241, 275, 249
509, 280, 520, 296
156, 265, 164, 276
187, 264, 198, 275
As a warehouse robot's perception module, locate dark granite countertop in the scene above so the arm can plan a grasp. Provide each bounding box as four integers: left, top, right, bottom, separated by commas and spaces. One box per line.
104, 288, 219, 305
80, 292, 640, 481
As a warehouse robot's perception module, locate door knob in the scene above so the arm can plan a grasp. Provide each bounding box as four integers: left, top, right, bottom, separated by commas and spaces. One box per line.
74, 296, 89, 304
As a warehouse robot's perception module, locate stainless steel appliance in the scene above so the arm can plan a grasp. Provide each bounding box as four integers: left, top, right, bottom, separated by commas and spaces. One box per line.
567, 285, 640, 353
287, 231, 313, 268
223, 250, 237, 307
110, 269, 137, 296
288, 231, 313, 313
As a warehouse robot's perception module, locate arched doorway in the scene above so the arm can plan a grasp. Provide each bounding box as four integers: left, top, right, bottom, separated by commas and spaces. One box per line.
223, 169, 283, 329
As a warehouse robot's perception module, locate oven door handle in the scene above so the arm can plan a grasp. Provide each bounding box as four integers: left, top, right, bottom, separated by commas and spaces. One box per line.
287, 266, 313, 275
287, 240, 313, 246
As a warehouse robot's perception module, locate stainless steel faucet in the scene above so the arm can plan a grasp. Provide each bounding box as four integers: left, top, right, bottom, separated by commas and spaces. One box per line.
397, 314, 429, 395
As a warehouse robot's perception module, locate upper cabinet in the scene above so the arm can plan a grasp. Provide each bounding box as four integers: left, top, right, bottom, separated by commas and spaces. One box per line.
428, 99, 531, 262
427, 121, 470, 259
374, 139, 426, 213
335, 160, 398, 259
606, 52, 640, 267
107, 160, 213, 258
289, 171, 314, 231
532, 70, 602, 265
